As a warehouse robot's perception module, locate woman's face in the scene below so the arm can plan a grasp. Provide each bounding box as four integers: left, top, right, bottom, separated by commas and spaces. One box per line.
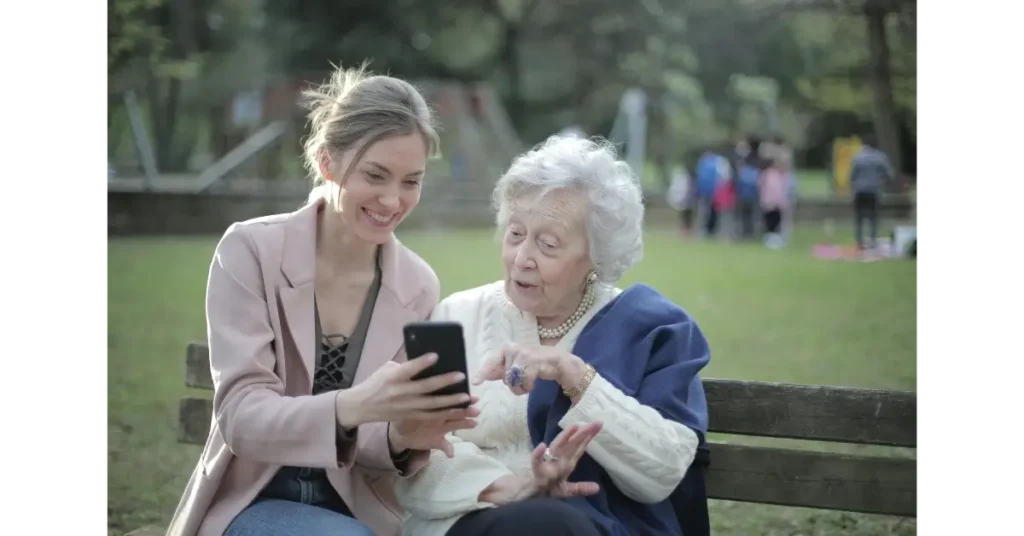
501, 189, 594, 318
328, 133, 427, 244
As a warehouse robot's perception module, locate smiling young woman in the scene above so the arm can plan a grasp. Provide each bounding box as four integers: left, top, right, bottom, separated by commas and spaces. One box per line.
166, 64, 481, 536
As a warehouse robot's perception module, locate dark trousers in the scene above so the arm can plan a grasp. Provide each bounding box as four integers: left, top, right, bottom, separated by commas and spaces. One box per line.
671, 446, 711, 536
680, 207, 694, 231
447, 498, 607, 536
736, 199, 757, 238
763, 209, 782, 234
704, 207, 718, 235
853, 191, 879, 248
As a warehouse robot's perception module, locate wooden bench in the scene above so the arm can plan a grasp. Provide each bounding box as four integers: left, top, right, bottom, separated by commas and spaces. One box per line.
177, 342, 916, 518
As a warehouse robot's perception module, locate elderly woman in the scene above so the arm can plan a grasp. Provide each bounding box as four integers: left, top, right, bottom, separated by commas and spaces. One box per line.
395, 135, 711, 536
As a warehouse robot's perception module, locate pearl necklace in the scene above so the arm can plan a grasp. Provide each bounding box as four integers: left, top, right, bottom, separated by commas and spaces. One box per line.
537, 278, 597, 339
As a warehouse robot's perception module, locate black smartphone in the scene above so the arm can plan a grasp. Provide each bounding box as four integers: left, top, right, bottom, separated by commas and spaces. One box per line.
403, 321, 471, 409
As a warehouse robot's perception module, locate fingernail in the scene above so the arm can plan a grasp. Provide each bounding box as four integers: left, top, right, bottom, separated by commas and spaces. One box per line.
454, 372, 466, 381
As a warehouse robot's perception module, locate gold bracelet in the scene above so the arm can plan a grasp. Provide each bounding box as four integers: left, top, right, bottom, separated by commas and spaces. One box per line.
563, 363, 597, 399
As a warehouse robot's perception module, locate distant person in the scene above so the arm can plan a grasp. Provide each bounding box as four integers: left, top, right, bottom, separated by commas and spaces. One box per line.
759, 157, 790, 249
394, 134, 711, 536
694, 147, 723, 237
735, 153, 761, 239
712, 157, 737, 241
763, 134, 797, 240
757, 136, 779, 164
849, 133, 895, 249
167, 64, 480, 536
730, 136, 751, 175
666, 167, 694, 237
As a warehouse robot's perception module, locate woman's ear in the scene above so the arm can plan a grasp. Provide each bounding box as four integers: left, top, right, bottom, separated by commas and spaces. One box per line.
318, 149, 334, 182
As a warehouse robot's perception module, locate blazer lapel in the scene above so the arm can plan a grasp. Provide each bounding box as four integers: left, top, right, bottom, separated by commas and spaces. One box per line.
279, 283, 317, 384
279, 201, 320, 387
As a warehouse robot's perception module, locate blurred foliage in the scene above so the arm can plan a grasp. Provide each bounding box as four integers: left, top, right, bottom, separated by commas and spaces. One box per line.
108, 0, 916, 174
108, 0, 168, 73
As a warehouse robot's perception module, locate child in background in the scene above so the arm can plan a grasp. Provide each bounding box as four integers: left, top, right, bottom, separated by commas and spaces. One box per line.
666, 167, 694, 238
758, 134, 798, 241
735, 157, 761, 239
712, 157, 736, 241
758, 157, 790, 249
695, 148, 723, 237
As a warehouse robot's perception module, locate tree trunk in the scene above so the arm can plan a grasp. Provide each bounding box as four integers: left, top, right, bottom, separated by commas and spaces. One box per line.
503, 24, 523, 128
865, 5, 903, 180
649, 89, 673, 192
149, 78, 182, 171
210, 102, 230, 158
102, 0, 112, 159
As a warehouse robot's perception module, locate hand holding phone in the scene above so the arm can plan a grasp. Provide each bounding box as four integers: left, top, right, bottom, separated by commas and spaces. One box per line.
335, 353, 474, 430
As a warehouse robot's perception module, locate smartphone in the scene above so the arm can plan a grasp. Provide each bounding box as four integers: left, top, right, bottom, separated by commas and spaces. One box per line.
403, 321, 471, 409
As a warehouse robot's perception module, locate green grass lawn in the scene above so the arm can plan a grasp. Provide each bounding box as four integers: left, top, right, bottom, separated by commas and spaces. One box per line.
108, 225, 916, 535
794, 169, 834, 198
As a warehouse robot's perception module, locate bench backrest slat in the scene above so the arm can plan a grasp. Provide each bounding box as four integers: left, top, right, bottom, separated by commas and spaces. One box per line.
705, 379, 916, 447
179, 398, 212, 445
185, 343, 916, 447
186, 343, 213, 389
706, 443, 916, 517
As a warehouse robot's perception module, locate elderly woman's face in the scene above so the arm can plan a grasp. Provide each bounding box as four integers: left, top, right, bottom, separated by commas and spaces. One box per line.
501, 189, 593, 318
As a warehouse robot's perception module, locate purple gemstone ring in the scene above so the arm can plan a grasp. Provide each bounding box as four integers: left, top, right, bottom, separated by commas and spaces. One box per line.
504, 364, 525, 388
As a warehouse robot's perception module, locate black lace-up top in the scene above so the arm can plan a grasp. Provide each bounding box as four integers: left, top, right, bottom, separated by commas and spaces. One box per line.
257, 249, 382, 513
312, 251, 382, 394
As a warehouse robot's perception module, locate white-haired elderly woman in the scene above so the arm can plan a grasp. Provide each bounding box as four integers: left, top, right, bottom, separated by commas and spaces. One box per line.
394, 135, 712, 536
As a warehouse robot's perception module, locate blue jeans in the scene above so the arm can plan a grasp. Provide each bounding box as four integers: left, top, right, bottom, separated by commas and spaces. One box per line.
225, 499, 376, 536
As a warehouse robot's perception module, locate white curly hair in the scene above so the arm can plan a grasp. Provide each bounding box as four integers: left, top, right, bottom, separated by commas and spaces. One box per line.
492, 134, 645, 283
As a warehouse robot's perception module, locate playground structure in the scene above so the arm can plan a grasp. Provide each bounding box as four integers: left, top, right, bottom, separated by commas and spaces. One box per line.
110, 79, 719, 206
412, 81, 526, 226
108, 80, 528, 225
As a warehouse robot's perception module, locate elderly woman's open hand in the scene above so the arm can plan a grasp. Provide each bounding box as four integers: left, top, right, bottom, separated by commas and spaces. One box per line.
531, 422, 603, 498
473, 343, 587, 396
478, 421, 603, 506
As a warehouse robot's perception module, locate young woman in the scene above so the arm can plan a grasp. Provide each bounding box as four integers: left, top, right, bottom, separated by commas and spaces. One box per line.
167, 65, 480, 536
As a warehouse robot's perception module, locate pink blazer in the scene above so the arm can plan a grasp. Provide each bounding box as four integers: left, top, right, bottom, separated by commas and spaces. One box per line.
166, 199, 439, 536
